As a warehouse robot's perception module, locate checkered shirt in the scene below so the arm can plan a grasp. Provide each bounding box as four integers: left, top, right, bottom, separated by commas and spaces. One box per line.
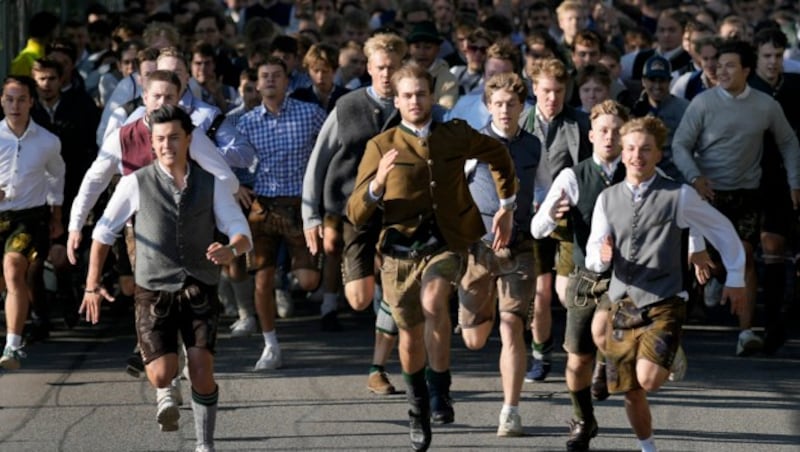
237, 97, 326, 197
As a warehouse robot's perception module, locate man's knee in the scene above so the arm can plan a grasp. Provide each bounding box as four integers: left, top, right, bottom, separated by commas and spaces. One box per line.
345, 278, 374, 311
145, 353, 179, 387
3, 252, 29, 284
294, 269, 320, 291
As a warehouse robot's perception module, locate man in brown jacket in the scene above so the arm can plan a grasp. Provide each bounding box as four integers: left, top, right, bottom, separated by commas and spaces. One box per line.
347, 63, 517, 451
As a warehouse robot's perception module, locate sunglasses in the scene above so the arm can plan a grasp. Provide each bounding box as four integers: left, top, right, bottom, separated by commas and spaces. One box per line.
467, 45, 488, 53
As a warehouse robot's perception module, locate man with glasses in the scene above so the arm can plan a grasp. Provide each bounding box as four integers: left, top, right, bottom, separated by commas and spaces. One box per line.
449, 28, 490, 96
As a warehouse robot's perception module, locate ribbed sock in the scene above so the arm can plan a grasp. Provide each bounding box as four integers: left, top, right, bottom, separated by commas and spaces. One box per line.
6, 333, 22, 349
321, 293, 338, 315
192, 385, 218, 448
569, 386, 594, 421
532, 336, 553, 361
262, 330, 278, 348
403, 369, 428, 414
370, 364, 385, 374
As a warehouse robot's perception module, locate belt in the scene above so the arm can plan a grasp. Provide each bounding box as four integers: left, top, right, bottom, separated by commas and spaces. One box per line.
0, 205, 49, 222
383, 243, 445, 260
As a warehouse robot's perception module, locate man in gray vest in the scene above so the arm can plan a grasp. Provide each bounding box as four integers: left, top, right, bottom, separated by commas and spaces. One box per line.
79, 105, 252, 449
585, 116, 745, 452
301, 32, 406, 395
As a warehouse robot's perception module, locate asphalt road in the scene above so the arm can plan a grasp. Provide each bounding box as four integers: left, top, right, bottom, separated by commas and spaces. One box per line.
1, 300, 799, 452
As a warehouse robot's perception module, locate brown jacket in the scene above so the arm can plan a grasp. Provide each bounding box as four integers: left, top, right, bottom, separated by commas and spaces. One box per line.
347, 119, 518, 252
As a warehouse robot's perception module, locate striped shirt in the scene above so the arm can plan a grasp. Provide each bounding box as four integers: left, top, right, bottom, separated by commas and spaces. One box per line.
237, 97, 325, 197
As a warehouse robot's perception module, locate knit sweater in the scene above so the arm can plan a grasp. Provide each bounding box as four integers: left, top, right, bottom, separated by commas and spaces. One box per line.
672, 86, 800, 190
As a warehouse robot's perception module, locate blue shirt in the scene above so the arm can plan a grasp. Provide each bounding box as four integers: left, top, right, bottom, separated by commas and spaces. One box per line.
237, 97, 326, 197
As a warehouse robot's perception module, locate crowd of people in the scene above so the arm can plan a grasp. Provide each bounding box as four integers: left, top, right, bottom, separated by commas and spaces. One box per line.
1, 0, 798, 451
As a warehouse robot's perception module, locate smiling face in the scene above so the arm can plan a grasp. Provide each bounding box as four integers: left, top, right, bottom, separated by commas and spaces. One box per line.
716, 52, 749, 95
621, 130, 662, 184
151, 119, 191, 168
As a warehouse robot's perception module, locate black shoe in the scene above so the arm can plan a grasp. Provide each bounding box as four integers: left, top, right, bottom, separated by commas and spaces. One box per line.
430, 394, 454, 425
591, 362, 609, 401
408, 409, 432, 451
125, 352, 145, 378
320, 310, 342, 332
763, 327, 786, 355
566, 418, 598, 452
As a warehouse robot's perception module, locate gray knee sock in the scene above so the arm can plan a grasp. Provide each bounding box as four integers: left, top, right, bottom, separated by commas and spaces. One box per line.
192, 385, 218, 448
375, 300, 398, 335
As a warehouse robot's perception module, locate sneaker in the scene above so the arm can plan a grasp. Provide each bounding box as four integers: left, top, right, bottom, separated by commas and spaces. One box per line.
195, 445, 215, 452
156, 391, 180, 432
367, 370, 396, 395
430, 394, 454, 425
230, 316, 257, 337
254, 345, 283, 371
275, 289, 294, 318
0, 345, 26, 370
408, 409, 432, 451
703, 278, 723, 308
590, 361, 609, 401
497, 411, 523, 437
566, 418, 598, 452
524, 358, 551, 382
320, 310, 342, 332
736, 329, 764, 357
668, 345, 688, 382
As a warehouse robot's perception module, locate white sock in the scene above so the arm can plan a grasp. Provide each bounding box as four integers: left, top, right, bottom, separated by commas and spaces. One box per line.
321, 293, 338, 315
262, 330, 278, 348
639, 435, 657, 452
6, 333, 22, 349
501, 404, 518, 415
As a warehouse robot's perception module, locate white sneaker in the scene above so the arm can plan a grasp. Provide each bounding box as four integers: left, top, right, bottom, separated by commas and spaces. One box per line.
275, 289, 294, 318
230, 316, 257, 337
497, 411, 523, 437
703, 278, 723, 307
254, 345, 282, 371
0, 345, 26, 370
156, 389, 180, 432
195, 445, 215, 452
736, 329, 763, 357
668, 345, 688, 382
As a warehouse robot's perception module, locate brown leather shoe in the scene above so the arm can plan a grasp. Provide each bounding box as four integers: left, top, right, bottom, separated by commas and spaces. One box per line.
367, 370, 396, 395
591, 361, 609, 401
566, 418, 598, 451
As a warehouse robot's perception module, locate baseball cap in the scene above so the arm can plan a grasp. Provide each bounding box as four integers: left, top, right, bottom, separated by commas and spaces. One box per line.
643, 55, 672, 80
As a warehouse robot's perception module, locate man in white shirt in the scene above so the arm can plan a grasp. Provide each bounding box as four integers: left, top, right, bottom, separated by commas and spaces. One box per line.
79, 105, 251, 446
585, 116, 745, 452
0, 75, 65, 369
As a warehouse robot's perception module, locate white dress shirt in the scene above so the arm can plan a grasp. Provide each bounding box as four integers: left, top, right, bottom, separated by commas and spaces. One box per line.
0, 119, 65, 211
68, 122, 238, 232
585, 175, 745, 290
92, 162, 252, 248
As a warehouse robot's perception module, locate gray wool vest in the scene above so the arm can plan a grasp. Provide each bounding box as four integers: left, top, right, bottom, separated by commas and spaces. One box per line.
134, 162, 219, 292
323, 89, 399, 217
603, 175, 684, 308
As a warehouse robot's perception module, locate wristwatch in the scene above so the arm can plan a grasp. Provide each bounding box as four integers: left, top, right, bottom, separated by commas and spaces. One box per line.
228, 244, 238, 257
501, 201, 517, 211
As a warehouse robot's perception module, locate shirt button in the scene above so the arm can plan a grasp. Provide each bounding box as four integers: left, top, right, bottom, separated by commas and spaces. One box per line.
427, 159, 433, 166
432, 204, 438, 210
430, 181, 437, 188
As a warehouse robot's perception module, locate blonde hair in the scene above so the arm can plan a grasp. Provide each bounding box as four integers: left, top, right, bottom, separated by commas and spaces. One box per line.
620, 116, 668, 150
363, 33, 407, 61
556, 0, 584, 18
530, 57, 569, 84
590, 99, 629, 123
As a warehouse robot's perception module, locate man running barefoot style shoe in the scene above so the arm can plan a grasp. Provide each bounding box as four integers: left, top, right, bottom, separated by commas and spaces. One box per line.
586, 116, 746, 452
80, 106, 252, 451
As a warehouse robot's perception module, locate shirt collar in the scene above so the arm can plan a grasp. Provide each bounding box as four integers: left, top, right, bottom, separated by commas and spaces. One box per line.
259, 96, 291, 116
366, 86, 393, 104
400, 119, 432, 137
717, 84, 751, 100
0, 118, 37, 139
156, 160, 191, 184
489, 122, 520, 140
592, 154, 621, 176
624, 173, 658, 193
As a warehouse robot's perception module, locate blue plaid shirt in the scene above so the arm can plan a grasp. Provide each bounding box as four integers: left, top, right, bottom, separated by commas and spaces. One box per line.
237, 97, 326, 197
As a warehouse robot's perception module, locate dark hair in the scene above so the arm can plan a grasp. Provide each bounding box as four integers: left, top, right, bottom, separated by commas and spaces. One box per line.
145, 69, 182, 91
259, 56, 289, 74
271, 35, 299, 55
191, 41, 216, 59
717, 39, 756, 70
29, 12, 59, 40
32, 57, 65, 78
3, 75, 38, 99
753, 27, 788, 51
191, 9, 226, 34
240, 68, 258, 82
148, 104, 195, 135
47, 39, 79, 63
88, 19, 113, 38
